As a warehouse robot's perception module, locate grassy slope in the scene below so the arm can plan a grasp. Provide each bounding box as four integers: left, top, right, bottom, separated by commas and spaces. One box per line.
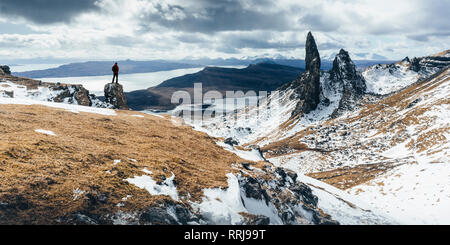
0, 104, 245, 224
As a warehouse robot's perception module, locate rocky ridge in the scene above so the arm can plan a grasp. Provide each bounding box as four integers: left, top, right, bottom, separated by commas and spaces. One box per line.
0, 72, 128, 110
281, 33, 368, 119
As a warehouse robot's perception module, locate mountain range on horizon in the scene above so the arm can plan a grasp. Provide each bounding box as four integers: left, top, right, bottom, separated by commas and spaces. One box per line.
11, 56, 394, 79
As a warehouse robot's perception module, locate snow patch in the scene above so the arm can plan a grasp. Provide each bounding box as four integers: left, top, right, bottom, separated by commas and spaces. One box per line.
0, 97, 117, 116
72, 188, 85, 201
142, 168, 152, 174
35, 129, 56, 136
217, 142, 265, 162
126, 173, 179, 201
194, 173, 282, 225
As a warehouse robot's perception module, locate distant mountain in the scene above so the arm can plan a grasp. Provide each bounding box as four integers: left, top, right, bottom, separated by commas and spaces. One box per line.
13, 60, 202, 78
13, 57, 392, 79
178, 57, 391, 70
126, 63, 304, 110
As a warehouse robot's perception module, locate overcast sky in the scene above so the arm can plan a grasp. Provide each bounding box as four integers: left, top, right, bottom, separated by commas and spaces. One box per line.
0, 0, 449, 62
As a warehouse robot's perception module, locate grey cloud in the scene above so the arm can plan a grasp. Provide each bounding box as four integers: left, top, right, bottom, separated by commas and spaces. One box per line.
139, 0, 291, 33
225, 37, 300, 50
318, 42, 342, 51
175, 33, 209, 44
408, 34, 430, 42
0, 0, 100, 24
371, 54, 388, 60
416, 0, 450, 31
107, 35, 143, 47
407, 31, 450, 42
300, 13, 340, 32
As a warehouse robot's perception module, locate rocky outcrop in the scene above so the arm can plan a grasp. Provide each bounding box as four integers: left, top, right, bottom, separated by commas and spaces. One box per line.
329, 49, 367, 118
238, 167, 339, 225
330, 49, 367, 95
50, 84, 92, 106
410, 51, 450, 74
104, 83, 128, 110
289, 32, 322, 117
0, 65, 11, 75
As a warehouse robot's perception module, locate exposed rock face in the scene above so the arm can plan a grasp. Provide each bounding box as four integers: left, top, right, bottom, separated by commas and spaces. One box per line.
237, 167, 339, 225
0, 90, 13, 98
104, 83, 128, 110
329, 49, 367, 118
330, 49, 367, 95
410, 55, 450, 74
289, 32, 322, 117
0, 65, 11, 75
305, 32, 321, 72
50, 84, 92, 106
52, 166, 338, 225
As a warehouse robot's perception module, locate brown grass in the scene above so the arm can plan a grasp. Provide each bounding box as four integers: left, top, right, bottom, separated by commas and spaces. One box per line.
307, 163, 396, 190
0, 104, 246, 224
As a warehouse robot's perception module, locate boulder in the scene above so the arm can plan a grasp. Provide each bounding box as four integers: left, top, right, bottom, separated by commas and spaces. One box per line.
224, 137, 239, 146
104, 83, 128, 110
0, 65, 11, 75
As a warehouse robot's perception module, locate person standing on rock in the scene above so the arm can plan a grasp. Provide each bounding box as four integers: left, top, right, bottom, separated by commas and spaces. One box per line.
112, 62, 119, 84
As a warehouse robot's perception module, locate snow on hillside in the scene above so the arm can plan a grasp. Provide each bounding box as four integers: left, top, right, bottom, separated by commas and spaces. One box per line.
296, 174, 396, 225
0, 96, 116, 116
345, 69, 450, 224
272, 68, 450, 224
193, 173, 283, 225
347, 161, 450, 224
0, 80, 71, 101
0, 79, 116, 115
195, 140, 396, 225
175, 51, 449, 224
178, 72, 345, 147
363, 63, 419, 95
177, 89, 298, 145
35, 129, 57, 136
126, 173, 179, 201
0, 97, 117, 116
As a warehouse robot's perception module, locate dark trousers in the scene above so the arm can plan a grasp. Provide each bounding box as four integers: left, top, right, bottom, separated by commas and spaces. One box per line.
112, 73, 118, 83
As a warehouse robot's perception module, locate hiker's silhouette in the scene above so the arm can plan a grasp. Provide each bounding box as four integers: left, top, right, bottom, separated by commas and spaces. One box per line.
112, 62, 119, 83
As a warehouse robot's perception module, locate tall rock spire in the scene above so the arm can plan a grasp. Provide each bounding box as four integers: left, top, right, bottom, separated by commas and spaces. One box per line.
289, 31, 322, 117
305, 32, 321, 73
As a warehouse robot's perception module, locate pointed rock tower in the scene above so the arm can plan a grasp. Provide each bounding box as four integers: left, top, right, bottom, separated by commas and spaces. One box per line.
289, 32, 322, 117
330, 49, 366, 95
329, 49, 367, 118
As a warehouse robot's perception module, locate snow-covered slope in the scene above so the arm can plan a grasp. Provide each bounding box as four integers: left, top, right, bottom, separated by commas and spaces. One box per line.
173, 45, 450, 224
363, 51, 450, 95
268, 67, 450, 224
0, 75, 111, 108
363, 62, 419, 95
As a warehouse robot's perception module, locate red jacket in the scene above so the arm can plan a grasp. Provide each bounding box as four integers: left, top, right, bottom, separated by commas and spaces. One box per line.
112, 64, 119, 74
